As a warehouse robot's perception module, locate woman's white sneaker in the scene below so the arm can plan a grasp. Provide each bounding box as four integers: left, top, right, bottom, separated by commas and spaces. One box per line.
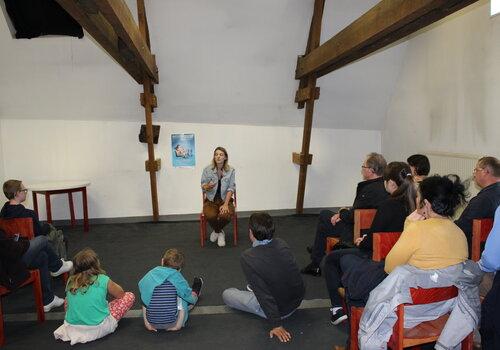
217, 231, 226, 247
209, 230, 218, 243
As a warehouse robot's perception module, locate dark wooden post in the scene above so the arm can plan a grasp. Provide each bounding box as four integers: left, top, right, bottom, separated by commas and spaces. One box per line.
137, 0, 160, 221
293, 0, 324, 214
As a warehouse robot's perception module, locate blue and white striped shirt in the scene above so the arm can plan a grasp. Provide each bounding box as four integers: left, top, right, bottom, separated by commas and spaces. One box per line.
146, 280, 178, 325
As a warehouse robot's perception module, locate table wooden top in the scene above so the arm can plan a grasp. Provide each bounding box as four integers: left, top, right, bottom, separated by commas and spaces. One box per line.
27, 181, 91, 192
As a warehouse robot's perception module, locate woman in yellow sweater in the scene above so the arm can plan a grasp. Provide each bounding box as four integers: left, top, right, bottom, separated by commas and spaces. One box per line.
384, 174, 469, 273
340, 174, 469, 309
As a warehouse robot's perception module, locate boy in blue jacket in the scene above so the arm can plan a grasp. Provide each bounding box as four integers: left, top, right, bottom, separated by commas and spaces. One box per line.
139, 249, 203, 331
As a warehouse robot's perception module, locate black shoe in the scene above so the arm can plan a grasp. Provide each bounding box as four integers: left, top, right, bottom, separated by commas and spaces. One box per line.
301, 263, 321, 277
192, 276, 204, 296
330, 308, 347, 325
306, 246, 312, 254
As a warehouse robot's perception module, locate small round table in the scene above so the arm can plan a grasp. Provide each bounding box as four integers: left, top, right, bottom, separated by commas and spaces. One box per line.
28, 181, 91, 232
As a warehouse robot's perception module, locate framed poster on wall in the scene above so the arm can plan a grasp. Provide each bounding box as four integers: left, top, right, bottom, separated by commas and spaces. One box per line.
171, 133, 195, 167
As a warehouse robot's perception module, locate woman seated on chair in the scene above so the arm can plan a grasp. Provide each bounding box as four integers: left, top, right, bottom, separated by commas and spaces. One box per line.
332, 174, 469, 327
325, 161, 416, 325
200, 146, 235, 247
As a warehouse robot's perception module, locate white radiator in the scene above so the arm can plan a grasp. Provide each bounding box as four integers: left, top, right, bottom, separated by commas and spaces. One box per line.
425, 151, 480, 197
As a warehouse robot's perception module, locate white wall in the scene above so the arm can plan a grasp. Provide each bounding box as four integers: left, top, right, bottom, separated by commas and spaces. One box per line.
382, 1, 500, 160
0, 119, 380, 220
0, 121, 5, 201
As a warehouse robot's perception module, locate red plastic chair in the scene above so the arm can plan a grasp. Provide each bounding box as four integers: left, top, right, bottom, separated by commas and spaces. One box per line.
326, 209, 377, 253
199, 192, 238, 247
0, 218, 45, 346
471, 218, 493, 261
349, 232, 473, 350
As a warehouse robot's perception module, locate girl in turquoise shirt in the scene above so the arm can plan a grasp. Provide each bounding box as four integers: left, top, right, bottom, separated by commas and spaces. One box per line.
54, 248, 135, 345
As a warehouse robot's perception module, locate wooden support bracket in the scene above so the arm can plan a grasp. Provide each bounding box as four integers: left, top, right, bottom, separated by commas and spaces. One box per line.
295, 86, 320, 105
145, 158, 161, 172
292, 152, 313, 166
140, 93, 158, 109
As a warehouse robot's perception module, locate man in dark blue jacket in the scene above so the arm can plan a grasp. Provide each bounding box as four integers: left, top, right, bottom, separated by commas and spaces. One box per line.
455, 156, 500, 256
302, 153, 389, 276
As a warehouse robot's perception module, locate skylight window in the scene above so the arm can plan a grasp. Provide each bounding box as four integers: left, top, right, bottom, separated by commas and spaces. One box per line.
492, 0, 500, 17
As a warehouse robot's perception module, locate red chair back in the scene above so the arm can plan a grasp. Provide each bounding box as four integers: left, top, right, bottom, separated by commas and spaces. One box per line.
471, 218, 493, 261
372, 232, 402, 262
388, 286, 472, 350
353, 209, 377, 241
0, 217, 34, 240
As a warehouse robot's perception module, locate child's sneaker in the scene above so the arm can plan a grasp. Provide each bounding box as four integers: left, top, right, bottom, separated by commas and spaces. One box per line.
51, 259, 73, 277
192, 277, 204, 296
44, 295, 65, 312
209, 230, 218, 243
217, 231, 226, 247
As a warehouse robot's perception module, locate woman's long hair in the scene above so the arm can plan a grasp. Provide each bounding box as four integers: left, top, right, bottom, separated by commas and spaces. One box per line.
383, 162, 416, 214
211, 146, 230, 172
67, 248, 105, 294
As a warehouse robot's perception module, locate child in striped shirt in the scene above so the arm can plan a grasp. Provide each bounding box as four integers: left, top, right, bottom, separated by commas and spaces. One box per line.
138, 248, 203, 331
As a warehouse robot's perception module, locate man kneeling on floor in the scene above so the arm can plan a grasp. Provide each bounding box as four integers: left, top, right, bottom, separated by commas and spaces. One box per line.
222, 212, 305, 343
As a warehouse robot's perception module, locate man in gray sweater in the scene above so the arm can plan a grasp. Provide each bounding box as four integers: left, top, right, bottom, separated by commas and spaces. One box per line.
222, 212, 305, 343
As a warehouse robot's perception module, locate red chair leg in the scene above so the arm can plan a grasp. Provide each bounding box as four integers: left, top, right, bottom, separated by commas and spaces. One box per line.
62, 272, 69, 286
200, 214, 206, 248
32, 270, 45, 322
233, 214, 238, 246
461, 332, 473, 350
0, 297, 5, 346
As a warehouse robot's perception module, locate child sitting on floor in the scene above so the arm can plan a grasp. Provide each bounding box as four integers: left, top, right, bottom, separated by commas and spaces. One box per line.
139, 248, 203, 332
54, 248, 135, 345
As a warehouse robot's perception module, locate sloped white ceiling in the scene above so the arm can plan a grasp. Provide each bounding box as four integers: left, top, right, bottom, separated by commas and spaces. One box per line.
0, 0, 407, 130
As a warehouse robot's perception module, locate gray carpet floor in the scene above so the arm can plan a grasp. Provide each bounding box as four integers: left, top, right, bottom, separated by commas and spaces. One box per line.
2, 215, 348, 349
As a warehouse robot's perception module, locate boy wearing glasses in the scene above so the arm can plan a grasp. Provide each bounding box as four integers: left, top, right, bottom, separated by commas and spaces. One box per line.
1, 179, 50, 236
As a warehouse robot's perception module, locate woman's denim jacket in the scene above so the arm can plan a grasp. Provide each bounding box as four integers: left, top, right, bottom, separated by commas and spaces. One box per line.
201, 165, 236, 202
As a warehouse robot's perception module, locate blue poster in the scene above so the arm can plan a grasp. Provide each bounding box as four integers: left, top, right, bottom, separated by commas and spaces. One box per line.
171, 133, 196, 167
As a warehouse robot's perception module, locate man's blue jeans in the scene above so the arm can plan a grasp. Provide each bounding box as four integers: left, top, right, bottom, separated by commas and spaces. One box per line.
22, 236, 62, 305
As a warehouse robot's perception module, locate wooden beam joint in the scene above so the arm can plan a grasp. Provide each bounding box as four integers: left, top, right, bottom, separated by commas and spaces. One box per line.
295, 86, 320, 105
145, 158, 161, 172
140, 93, 158, 109
292, 152, 313, 166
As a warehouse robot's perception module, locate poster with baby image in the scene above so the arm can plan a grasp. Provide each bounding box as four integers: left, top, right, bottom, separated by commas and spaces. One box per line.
171, 133, 196, 167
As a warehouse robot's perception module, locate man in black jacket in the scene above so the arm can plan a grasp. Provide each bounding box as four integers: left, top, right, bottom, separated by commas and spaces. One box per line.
0, 229, 72, 312
455, 156, 500, 255
222, 213, 305, 343
302, 153, 389, 276
1, 179, 49, 236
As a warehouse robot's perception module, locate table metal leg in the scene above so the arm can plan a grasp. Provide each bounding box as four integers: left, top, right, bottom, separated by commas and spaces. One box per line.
32, 192, 39, 216
68, 192, 76, 227
45, 193, 52, 224
82, 188, 89, 232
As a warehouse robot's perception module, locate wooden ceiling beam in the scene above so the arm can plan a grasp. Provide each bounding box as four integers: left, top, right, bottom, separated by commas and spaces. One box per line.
56, 0, 158, 84
295, 0, 479, 80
